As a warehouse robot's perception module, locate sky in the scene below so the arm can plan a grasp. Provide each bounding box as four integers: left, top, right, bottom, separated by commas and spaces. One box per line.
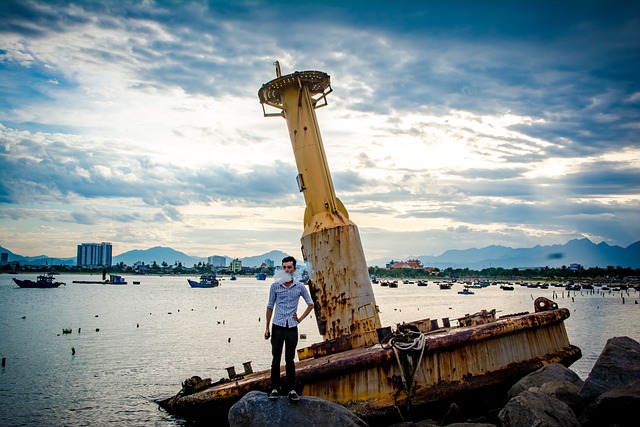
1, 0, 639, 262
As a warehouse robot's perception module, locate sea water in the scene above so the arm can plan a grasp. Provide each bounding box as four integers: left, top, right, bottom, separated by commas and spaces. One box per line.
1, 274, 638, 426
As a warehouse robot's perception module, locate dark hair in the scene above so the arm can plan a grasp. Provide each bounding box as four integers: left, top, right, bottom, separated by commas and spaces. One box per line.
282, 256, 296, 267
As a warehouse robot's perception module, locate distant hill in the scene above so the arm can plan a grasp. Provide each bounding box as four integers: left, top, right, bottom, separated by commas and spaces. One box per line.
3, 238, 639, 268
113, 247, 292, 268
0, 245, 75, 266
369, 238, 640, 269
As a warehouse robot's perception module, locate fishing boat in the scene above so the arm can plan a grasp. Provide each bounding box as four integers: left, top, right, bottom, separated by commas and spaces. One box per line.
500, 284, 515, 291
439, 282, 452, 290
230, 274, 237, 281
13, 272, 65, 288
458, 286, 474, 295
187, 272, 219, 288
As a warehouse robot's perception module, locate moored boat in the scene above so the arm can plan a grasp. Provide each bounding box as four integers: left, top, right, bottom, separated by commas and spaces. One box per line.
187, 272, 219, 288
458, 286, 474, 295
13, 272, 65, 288
256, 272, 267, 280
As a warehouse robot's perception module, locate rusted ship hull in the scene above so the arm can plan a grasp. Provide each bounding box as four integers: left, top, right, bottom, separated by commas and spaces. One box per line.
158, 307, 580, 424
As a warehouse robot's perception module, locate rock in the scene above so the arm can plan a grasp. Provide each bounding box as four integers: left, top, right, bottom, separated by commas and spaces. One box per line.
505, 363, 583, 401
498, 390, 579, 427
582, 379, 640, 427
529, 380, 583, 415
444, 423, 497, 427
579, 336, 640, 403
440, 402, 464, 425
228, 390, 368, 427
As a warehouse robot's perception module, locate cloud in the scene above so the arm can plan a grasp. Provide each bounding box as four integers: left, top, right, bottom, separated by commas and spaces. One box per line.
0, 0, 639, 259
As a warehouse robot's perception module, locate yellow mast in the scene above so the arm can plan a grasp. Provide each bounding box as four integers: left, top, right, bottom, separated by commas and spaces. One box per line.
259, 63, 381, 351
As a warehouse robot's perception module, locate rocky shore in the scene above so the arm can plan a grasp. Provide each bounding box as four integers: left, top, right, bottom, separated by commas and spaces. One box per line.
229, 336, 640, 427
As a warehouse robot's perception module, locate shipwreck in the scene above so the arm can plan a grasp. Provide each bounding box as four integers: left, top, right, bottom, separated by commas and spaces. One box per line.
157, 64, 581, 424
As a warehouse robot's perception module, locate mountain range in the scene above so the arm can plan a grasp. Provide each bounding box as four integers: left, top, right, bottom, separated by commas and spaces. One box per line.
1, 238, 639, 269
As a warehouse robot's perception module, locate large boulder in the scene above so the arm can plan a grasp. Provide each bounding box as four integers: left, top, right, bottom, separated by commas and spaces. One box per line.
581, 379, 640, 427
498, 390, 579, 427
529, 380, 583, 415
505, 363, 583, 401
579, 336, 640, 403
228, 390, 368, 427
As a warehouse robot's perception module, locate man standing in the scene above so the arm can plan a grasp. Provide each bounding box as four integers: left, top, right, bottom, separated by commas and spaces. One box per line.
264, 256, 314, 401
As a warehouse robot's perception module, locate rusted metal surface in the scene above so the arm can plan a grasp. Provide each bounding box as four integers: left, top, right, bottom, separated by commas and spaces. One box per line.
158, 308, 581, 423
302, 224, 381, 349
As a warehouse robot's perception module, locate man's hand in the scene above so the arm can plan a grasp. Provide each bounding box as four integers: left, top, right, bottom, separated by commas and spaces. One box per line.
264, 329, 270, 340
293, 312, 299, 322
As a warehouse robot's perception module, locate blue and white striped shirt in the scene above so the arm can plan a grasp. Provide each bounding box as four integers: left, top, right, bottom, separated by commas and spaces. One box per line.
267, 280, 314, 328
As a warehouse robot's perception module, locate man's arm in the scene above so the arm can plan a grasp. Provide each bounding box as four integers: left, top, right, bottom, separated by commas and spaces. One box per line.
297, 303, 314, 323
265, 307, 273, 339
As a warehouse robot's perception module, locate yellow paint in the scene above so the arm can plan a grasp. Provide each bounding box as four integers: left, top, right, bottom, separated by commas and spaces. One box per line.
259, 64, 381, 348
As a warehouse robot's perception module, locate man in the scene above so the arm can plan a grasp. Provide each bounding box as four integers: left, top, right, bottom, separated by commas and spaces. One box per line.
264, 256, 314, 401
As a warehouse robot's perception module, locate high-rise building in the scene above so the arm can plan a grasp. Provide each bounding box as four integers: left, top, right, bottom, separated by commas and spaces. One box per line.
77, 242, 113, 267
230, 258, 242, 273
208, 256, 226, 268
264, 258, 274, 268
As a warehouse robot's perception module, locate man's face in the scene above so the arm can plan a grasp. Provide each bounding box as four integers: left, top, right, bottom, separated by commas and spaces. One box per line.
282, 261, 296, 273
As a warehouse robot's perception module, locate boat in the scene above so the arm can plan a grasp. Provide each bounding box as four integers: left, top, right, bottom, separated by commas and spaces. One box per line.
106, 275, 127, 285
158, 299, 580, 424
458, 286, 474, 295
256, 272, 267, 280
417, 280, 428, 286
500, 285, 515, 291
187, 272, 219, 288
439, 282, 452, 290
388, 280, 398, 288
13, 272, 65, 288
158, 65, 581, 425
230, 274, 237, 281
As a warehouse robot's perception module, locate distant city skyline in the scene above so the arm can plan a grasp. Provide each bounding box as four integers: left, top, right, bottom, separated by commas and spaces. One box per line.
1, 1, 639, 260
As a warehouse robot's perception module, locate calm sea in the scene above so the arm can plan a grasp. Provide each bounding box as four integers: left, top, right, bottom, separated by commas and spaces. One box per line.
1, 274, 638, 426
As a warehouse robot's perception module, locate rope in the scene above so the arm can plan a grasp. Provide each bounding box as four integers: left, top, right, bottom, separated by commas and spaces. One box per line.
381, 326, 427, 401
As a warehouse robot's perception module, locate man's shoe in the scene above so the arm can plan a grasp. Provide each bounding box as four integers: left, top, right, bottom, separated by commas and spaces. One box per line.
288, 390, 300, 401
269, 389, 279, 400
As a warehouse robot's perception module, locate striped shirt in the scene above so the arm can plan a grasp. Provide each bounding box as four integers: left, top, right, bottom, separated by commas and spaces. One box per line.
267, 280, 314, 328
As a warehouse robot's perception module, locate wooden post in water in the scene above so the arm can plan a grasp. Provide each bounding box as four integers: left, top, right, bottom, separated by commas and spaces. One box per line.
259, 63, 381, 350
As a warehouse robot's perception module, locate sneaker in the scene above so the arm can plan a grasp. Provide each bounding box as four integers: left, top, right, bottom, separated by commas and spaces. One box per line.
288, 390, 300, 401
269, 389, 278, 400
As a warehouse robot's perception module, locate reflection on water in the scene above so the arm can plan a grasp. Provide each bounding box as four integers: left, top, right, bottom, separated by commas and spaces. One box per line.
1, 275, 638, 426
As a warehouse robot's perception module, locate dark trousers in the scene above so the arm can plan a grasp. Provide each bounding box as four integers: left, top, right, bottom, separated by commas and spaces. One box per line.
270, 324, 298, 391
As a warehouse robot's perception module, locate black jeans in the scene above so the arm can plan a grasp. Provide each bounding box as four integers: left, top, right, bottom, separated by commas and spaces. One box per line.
270, 324, 298, 391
